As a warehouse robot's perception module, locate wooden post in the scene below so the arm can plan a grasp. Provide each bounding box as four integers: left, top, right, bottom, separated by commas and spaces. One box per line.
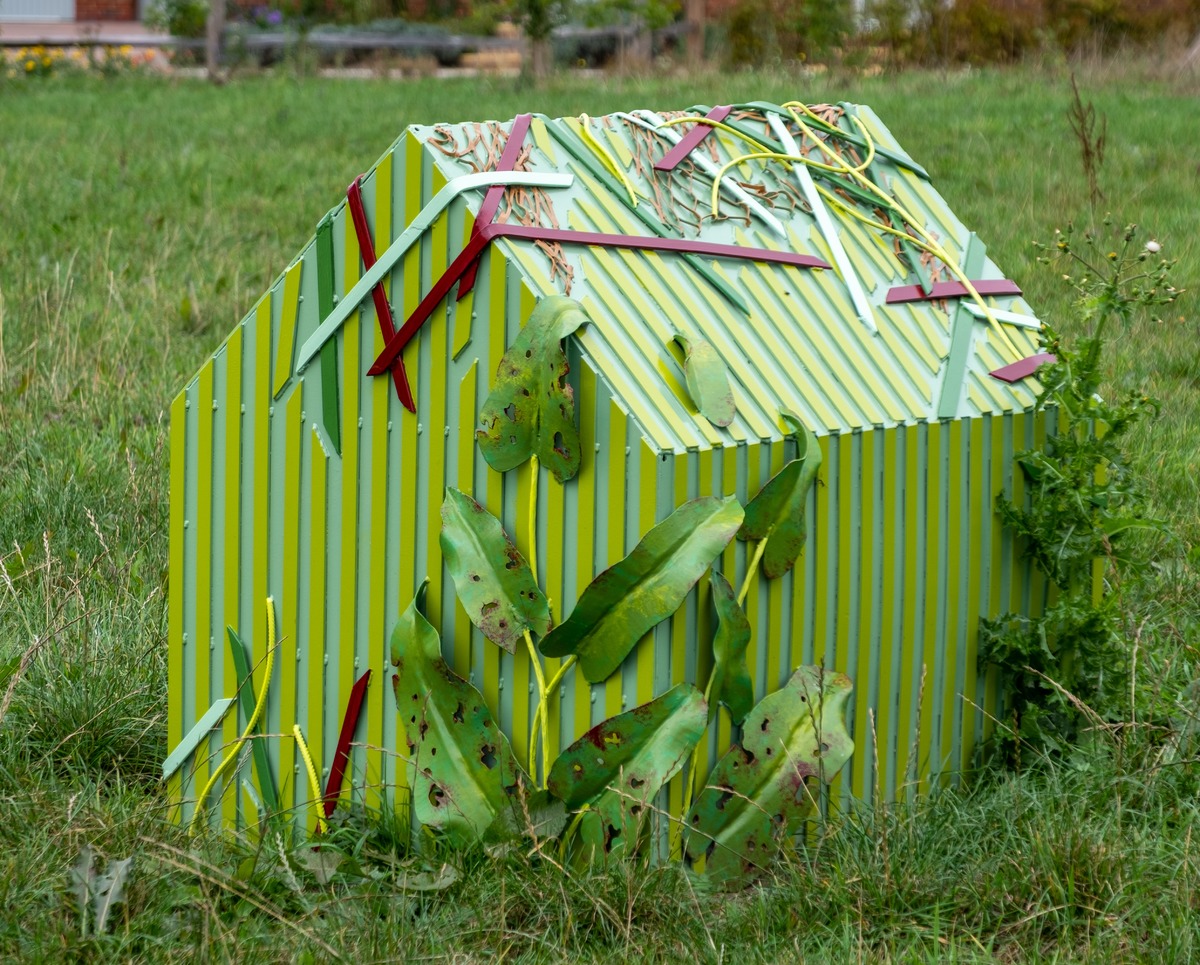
206, 0, 226, 85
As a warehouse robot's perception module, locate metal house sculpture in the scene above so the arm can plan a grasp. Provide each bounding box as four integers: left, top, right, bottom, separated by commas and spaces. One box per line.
166, 101, 1051, 875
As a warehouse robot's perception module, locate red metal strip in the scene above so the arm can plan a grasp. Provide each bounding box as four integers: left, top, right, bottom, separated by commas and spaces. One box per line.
654, 105, 733, 172
322, 669, 372, 820
367, 221, 831, 377
990, 352, 1056, 383
347, 177, 417, 412
457, 113, 532, 299
885, 279, 1022, 304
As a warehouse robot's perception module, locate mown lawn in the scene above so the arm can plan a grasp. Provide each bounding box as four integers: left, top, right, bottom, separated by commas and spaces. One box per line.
0, 62, 1197, 961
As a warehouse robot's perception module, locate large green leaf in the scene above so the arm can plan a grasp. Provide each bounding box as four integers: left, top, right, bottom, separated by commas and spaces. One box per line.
674, 333, 735, 428
737, 411, 822, 579
708, 571, 753, 724
476, 295, 589, 483
683, 666, 853, 888
540, 495, 744, 682
390, 581, 527, 846
440, 487, 551, 653
548, 684, 706, 861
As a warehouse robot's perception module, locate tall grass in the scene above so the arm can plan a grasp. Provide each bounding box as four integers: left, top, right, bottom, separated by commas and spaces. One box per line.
0, 62, 1197, 959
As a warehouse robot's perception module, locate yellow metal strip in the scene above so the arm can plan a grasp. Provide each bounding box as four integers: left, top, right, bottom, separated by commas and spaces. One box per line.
963, 417, 985, 772
337, 315, 361, 809
545, 470, 565, 766
513, 460, 532, 771
897, 424, 919, 795
605, 402, 627, 721
168, 390, 187, 814
251, 297, 271, 821
222, 329, 243, 829
766, 440, 785, 689
194, 361, 214, 802
575, 364, 598, 738
878, 428, 899, 800
279, 386, 303, 817
455, 362, 478, 678
854, 430, 875, 801
531, 116, 558, 165
918, 422, 941, 794
942, 418, 964, 786
636, 443, 656, 707
831, 433, 854, 810
498, 239, 555, 298
482, 251, 506, 719
716, 443, 737, 760
878, 304, 940, 375
308, 429, 328, 791
273, 260, 303, 399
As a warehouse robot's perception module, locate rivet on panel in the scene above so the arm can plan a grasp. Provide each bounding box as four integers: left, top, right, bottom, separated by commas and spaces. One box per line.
240, 404, 246, 414
594, 444, 601, 452
184, 399, 191, 409
529, 682, 534, 694
417, 423, 424, 434
590, 692, 596, 704
183, 520, 190, 529
387, 421, 393, 431
212, 400, 218, 410
358, 417, 363, 429
444, 426, 450, 436
182, 633, 189, 645
269, 406, 275, 417
301, 411, 306, 422
298, 295, 304, 303
498, 679, 504, 691
625, 447, 630, 455
332, 294, 339, 305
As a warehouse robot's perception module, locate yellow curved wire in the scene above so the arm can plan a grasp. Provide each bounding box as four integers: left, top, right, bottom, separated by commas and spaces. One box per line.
189, 597, 277, 836
293, 724, 329, 835
782, 101, 877, 174
781, 104, 1020, 356
579, 114, 638, 208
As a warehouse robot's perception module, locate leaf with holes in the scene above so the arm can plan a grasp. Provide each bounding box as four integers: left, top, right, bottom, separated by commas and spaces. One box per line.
674, 333, 734, 427
548, 683, 706, 861
390, 580, 528, 846
540, 495, 743, 682
476, 295, 589, 483
683, 666, 853, 888
440, 487, 551, 653
737, 410, 822, 579
708, 571, 753, 724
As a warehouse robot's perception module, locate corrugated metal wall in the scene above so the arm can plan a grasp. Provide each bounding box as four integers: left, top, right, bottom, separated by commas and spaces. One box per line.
169, 127, 1049, 834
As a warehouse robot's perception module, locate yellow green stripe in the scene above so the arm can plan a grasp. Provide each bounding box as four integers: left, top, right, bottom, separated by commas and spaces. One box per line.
456, 361, 478, 678
280, 385, 303, 817
222, 328, 243, 828
606, 401, 627, 721
273, 260, 303, 399
308, 428, 328, 792
575, 364, 598, 737
636, 442, 657, 707
194, 360, 214, 803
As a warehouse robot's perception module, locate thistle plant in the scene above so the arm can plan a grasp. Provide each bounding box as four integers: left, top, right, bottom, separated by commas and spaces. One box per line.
980, 219, 1180, 766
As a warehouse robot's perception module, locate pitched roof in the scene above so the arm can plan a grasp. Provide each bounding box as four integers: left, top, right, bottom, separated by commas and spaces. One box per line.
390, 102, 1045, 452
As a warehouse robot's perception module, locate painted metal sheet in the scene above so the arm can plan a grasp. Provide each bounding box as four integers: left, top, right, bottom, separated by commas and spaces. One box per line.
169, 106, 1054, 836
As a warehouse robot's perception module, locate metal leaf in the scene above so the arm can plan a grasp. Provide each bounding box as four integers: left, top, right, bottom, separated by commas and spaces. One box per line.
440, 487, 551, 653
674, 333, 735, 428
683, 666, 853, 888
737, 410, 822, 579
708, 571, 753, 724
540, 495, 744, 683
476, 295, 589, 483
390, 581, 528, 846
548, 684, 706, 861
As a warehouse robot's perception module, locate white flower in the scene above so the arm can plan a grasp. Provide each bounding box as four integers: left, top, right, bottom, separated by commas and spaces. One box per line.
1145, 240, 1162, 253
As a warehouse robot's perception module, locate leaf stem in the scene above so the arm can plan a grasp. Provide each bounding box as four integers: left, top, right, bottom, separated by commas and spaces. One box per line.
736, 537, 768, 608
525, 629, 550, 787
528, 454, 539, 584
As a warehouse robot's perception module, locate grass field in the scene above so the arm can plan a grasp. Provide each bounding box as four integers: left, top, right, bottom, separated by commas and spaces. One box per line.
1, 62, 1198, 960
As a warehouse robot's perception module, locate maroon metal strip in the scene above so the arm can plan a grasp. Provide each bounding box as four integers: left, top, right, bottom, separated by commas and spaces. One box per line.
654, 105, 733, 172
347, 177, 417, 413
322, 669, 372, 820
367, 221, 831, 377
990, 353, 1056, 383
457, 113, 532, 300
885, 279, 1022, 304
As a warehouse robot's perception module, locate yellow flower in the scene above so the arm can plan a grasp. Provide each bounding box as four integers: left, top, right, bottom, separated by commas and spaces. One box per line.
120, 45, 132, 56
41, 57, 51, 68
24, 60, 34, 72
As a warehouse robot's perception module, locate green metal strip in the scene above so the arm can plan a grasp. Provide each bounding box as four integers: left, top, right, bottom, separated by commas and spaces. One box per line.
537, 116, 750, 316
162, 697, 236, 781
936, 234, 986, 420
226, 626, 280, 815
315, 213, 342, 455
